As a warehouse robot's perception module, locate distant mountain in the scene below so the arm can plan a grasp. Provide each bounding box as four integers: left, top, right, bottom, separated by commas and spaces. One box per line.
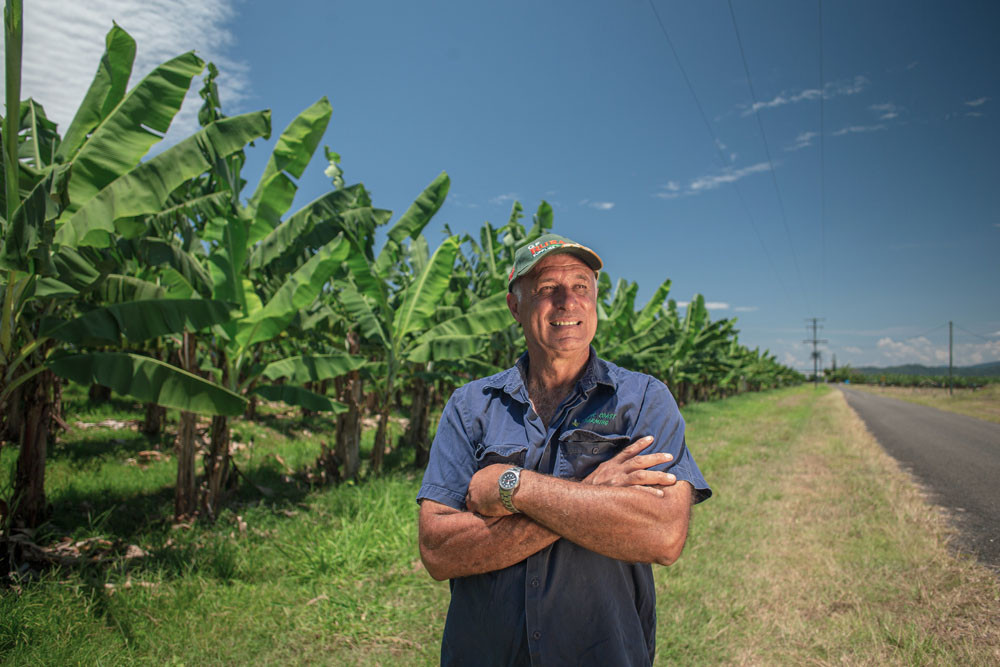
853, 361, 1000, 377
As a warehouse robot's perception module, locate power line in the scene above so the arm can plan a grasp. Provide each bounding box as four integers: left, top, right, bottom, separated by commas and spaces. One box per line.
910, 322, 948, 340
644, 0, 799, 313
727, 0, 811, 312
954, 324, 997, 342
818, 0, 827, 317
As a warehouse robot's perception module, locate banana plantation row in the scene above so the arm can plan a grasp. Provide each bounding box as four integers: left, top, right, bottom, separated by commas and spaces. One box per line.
0, 18, 799, 533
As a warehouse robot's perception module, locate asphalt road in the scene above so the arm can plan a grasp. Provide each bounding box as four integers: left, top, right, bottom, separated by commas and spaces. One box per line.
838, 387, 1000, 570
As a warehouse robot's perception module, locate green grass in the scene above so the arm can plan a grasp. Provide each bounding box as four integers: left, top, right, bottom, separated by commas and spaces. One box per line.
2, 383, 998, 665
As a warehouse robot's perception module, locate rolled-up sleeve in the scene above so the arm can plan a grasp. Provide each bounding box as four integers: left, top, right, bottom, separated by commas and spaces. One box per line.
632, 378, 712, 503
417, 387, 478, 510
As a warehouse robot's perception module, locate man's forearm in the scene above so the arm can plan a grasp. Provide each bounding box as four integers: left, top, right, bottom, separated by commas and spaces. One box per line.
418, 501, 559, 580
513, 472, 692, 566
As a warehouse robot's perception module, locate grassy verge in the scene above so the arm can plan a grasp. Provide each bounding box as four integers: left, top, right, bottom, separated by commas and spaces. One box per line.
844, 382, 1000, 424
659, 386, 999, 664
2, 385, 998, 664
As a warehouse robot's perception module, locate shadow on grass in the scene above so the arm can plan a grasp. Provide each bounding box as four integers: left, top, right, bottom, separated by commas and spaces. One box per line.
249, 411, 337, 439
49, 431, 173, 465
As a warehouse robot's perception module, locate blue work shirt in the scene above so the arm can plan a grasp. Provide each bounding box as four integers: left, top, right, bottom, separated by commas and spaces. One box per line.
417, 349, 711, 666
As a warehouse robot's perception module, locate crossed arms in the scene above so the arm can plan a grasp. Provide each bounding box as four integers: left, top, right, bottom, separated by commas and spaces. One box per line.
418, 437, 693, 581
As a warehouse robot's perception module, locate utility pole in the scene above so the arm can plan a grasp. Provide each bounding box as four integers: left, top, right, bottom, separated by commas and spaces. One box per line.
804, 318, 827, 387
949, 320, 953, 396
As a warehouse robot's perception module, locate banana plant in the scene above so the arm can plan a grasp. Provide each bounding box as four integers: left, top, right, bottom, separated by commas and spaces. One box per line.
0, 17, 268, 529
137, 82, 380, 513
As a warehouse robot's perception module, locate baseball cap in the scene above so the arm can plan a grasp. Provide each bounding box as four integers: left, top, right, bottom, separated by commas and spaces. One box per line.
507, 233, 603, 291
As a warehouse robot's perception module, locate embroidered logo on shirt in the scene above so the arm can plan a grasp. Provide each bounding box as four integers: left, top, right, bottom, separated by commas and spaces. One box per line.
574, 411, 616, 427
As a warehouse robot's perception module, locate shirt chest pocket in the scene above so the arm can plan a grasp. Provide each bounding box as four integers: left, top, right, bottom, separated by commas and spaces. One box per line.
558, 429, 631, 480
473, 442, 527, 470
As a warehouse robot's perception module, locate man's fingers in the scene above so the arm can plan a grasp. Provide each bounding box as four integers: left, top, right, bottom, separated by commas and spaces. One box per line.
615, 435, 653, 459
625, 451, 674, 472
635, 485, 665, 497
629, 470, 676, 486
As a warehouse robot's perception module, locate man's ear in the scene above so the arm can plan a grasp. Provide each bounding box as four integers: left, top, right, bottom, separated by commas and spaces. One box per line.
506, 291, 521, 323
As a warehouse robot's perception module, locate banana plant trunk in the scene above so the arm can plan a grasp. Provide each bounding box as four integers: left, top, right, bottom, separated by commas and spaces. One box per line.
174, 332, 198, 520
174, 410, 198, 520
333, 332, 363, 480
406, 370, 434, 468
11, 368, 55, 529
371, 373, 395, 474
202, 414, 230, 520
202, 346, 232, 520
142, 402, 166, 436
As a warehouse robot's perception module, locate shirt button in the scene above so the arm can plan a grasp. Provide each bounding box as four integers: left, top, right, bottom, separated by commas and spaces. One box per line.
530, 577, 540, 588
532, 631, 541, 641
592, 446, 599, 454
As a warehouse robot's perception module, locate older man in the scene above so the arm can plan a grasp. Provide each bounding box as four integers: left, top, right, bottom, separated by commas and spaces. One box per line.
417, 233, 711, 666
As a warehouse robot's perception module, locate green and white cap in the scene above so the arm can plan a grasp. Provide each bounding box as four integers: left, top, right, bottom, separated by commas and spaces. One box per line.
507, 233, 603, 291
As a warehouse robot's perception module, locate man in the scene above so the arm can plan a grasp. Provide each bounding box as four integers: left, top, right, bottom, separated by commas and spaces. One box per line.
417, 233, 711, 666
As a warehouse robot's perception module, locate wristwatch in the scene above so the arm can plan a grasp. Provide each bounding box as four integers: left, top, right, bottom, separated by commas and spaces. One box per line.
498, 466, 523, 513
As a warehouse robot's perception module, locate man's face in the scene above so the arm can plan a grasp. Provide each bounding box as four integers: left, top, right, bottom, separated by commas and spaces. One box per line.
507, 253, 598, 360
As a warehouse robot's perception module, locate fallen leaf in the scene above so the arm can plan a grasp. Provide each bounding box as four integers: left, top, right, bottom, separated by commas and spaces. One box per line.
307, 594, 329, 606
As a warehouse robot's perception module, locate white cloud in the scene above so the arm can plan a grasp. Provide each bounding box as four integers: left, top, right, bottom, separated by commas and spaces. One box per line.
2, 0, 248, 146
741, 75, 868, 116
579, 199, 615, 211
833, 124, 887, 136
783, 351, 806, 368
733, 306, 758, 313
906, 61, 919, 70
966, 111, 984, 118
965, 97, 989, 107
875, 336, 1000, 366
870, 102, 901, 120
490, 193, 519, 205
672, 300, 734, 312
843, 346, 863, 355
689, 162, 771, 192
655, 162, 771, 200
785, 130, 818, 151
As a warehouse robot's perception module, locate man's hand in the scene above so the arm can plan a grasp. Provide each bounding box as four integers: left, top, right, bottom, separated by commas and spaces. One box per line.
465, 463, 514, 517
584, 435, 677, 496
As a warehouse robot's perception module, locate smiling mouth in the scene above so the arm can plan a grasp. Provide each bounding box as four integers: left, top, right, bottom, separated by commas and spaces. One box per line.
550, 320, 581, 327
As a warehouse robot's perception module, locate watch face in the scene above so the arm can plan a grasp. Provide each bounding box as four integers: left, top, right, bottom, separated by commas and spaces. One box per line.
499, 470, 519, 490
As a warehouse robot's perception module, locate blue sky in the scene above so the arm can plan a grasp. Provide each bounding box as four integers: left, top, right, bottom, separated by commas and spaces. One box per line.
10, 0, 1000, 370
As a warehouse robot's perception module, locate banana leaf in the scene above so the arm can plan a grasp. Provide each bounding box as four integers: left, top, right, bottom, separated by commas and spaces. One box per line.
247, 97, 333, 245
62, 51, 205, 214
633, 278, 672, 333
247, 185, 365, 271
54, 110, 271, 248
393, 235, 460, 341
96, 275, 168, 302
261, 353, 367, 384
43, 298, 236, 345
339, 284, 389, 349
238, 233, 349, 346
137, 238, 214, 297
56, 24, 136, 162
374, 171, 449, 277
48, 351, 246, 416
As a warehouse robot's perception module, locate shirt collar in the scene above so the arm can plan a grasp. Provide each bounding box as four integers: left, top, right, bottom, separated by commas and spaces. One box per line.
485, 346, 616, 401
